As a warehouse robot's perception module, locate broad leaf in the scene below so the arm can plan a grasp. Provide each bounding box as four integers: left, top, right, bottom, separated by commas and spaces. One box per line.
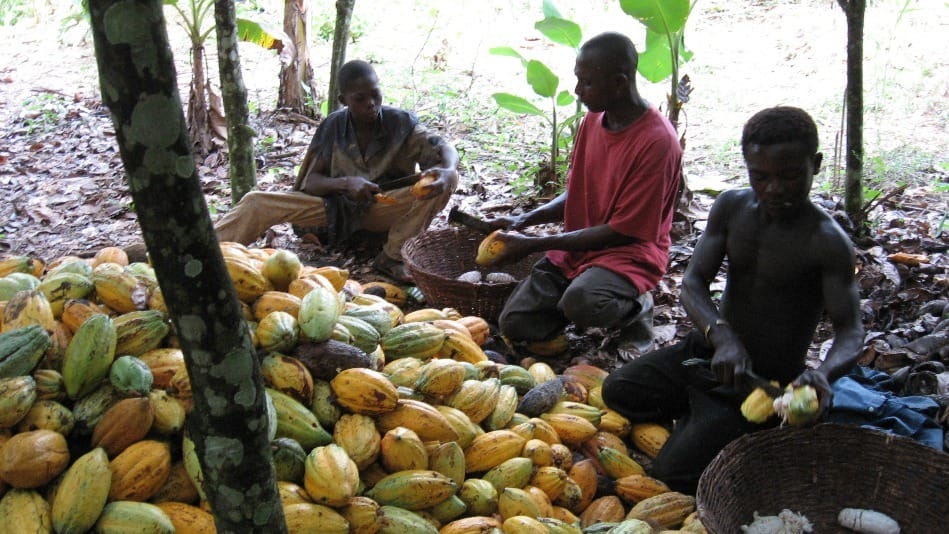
489, 46, 526, 61
542, 0, 563, 19
492, 93, 545, 117
556, 89, 575, 107
637, 29, 693, 83
525, 60, 559, 98
619, 0, 691, 34
237, 18, 288, 52
535, 17, 582, 49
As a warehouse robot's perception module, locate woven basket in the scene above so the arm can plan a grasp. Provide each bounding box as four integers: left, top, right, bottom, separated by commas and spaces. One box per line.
401, 228, 540, 322
696, 423, 949, 533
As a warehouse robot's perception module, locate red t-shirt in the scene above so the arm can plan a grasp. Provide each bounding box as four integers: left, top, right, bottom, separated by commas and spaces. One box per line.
547, 107, 682, 293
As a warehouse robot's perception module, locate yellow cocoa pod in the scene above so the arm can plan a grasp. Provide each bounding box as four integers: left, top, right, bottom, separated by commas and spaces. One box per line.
0, 488, 52, 532
475, 230, 507, 267
253, 291, 302, 320
108, 439, 172, 502
155, 501, 216, 534
379, 426, 429, 473
497, 487, 541, 520
464, 429, 527, 473
282, 502, 350, 534
375, 399, 459, 443
303, 444, 360, 507
331, 367, 399, 416
51, 448, 111, 534
333, 413, 381, 470
630, 423, 670, 459
340, 496, 381, 534
0, 429, 69, 488
261, 249, 303, 292
540, 412, 598, 447
740, 387, 777, 424
625, 491, 695, 530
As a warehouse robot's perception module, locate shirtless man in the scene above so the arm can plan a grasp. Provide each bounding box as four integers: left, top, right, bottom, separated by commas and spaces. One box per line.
602, 106, 865, 493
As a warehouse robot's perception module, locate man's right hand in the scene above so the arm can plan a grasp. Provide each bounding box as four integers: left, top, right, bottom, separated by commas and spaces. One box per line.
709, 327, 754, 389
488, 214, 529, 231
479, 231, 535, 266
342, 176, 380, 202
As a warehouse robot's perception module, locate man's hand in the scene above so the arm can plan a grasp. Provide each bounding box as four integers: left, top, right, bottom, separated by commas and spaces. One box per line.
478, 231, 535, 267
341, 176, 380, 202
709, 327, 754, 389
792, 368, 834, 415
487, 214, 529, 231
413, 168, 458, 200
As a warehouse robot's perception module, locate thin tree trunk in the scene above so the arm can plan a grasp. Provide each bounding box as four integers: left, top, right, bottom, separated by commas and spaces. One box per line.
278, 0, 317, 115
838, 0, 866, 229
87, 1, 285, 531
188, 43, 213, 154
214, 0, 257, 203
328, 0, 355, 114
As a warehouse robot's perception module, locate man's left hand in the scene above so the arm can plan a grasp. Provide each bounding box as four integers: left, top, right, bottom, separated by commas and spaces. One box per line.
414, 168, 458, 200
792, 368, 834, 414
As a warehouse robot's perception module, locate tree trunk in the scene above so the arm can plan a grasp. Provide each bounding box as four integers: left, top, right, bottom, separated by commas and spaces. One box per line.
214, 0, 257, 203
278, 0, 317, 116
838, 0, 866, 229
188, 43, 214, 154
327, 0, 356, 114
87, 1, 285, 532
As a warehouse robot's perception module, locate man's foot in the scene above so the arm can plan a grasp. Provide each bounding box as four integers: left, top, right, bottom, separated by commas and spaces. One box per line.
600, 293, 656, 360
372, 253, 414, 284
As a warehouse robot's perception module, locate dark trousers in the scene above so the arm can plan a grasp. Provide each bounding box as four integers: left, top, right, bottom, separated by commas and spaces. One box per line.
498, 258, 644, 342
601, 331, 776, 494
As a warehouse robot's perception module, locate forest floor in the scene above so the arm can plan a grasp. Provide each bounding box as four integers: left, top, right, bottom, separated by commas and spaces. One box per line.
0, 1, 946, 382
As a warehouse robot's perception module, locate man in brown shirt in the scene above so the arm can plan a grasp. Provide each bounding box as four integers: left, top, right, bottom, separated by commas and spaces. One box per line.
215, 60, 459, 282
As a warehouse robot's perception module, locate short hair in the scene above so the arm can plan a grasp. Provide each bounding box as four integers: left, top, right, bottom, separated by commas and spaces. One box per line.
579, 32, 639, 78
741, 106, 819, 155
337, 60, 377, 94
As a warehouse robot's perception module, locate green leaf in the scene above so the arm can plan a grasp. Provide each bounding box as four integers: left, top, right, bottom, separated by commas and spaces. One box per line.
541, 0, 563, 19
556, 89, 575, 107
535, 17, 582, 49
619, 0, 692, 34
489, 46, 526, 61
637, 29, 675, 83
526, 60, 559, 98
236, 18, 289, 52
492, 93, 545, 116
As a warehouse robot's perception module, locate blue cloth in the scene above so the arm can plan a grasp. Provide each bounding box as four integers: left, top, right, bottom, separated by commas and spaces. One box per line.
826, 366, 944, 450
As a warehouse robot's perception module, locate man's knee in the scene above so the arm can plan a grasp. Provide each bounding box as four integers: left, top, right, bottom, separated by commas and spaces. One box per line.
559, 285, 623, 329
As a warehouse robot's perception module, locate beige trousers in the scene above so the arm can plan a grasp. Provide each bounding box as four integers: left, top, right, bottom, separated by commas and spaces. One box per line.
214, 184, 452, 260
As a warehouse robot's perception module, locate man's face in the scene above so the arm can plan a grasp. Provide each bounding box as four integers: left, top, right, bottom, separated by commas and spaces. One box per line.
573, 53, 615, 113
340, 74, 382, 126
745, 141, 822, 220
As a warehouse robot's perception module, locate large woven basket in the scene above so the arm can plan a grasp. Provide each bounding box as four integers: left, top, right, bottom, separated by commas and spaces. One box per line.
401, 228, 540, 322
696, 423, 949, 533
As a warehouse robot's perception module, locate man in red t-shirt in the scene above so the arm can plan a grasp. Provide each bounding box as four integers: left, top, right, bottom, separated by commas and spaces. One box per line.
483, 32, 681, 356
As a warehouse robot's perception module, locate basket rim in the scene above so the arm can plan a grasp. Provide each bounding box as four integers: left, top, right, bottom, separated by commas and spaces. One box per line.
696, 422, 949, 533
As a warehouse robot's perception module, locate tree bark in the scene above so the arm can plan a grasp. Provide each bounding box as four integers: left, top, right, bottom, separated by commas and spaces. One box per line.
214, 0, 258, 203
87, 1, 285, 531
327, 0, 355, 114
838, 0, 866, 229
278, 0, 317, 116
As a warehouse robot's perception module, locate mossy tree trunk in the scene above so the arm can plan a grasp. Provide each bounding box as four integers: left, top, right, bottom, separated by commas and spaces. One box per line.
838, 0, 866, 230
214, 0, 257, 203
327, 0, 355, 114
87, 1, 285, 531
278, 0, 317, 116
